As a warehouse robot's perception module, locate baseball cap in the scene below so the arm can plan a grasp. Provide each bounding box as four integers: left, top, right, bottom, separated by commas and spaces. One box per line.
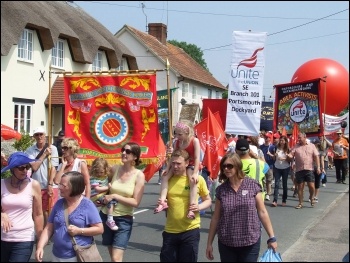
273, 132, 280, 139
235, 139, 250, 151
58, 130, 65, 136
1, 152, 37, 173
33, 126, 46, 135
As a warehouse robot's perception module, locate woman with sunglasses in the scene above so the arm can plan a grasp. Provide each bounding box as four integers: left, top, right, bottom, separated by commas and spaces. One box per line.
53, 137, 91, 198
99, 142, 145, 262
206, 153, 277, 262
1, 152, 44, 262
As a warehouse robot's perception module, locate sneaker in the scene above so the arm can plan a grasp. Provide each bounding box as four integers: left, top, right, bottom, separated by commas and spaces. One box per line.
336, 180, 341, 183
157, 182, 161, 185
322, 184, 326, 187
106, 220, 119, 231
265, 194, 270, 201
342, 181, 346, 184
313, 197, 318, 203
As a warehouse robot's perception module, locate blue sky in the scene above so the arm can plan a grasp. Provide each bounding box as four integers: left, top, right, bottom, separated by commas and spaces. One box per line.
76, 1, 349, 99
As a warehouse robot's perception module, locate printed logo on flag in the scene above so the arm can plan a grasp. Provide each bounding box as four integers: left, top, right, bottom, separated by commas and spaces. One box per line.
289, 99, 307, 123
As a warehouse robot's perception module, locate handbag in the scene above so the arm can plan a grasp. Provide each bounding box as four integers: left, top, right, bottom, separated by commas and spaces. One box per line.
63, 202, 103, 262
259, 248, 283, 262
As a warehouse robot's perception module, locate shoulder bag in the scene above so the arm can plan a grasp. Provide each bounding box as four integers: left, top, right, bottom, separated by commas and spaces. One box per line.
63, 202, 102, 262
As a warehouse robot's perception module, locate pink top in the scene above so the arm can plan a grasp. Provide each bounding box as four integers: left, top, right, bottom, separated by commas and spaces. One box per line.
1, 179, 35, 242
291, 142, 319, 172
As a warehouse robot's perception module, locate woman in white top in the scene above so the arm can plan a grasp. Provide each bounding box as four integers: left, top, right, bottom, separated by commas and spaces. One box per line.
272, 135, 291, 207
53, 138, 91, 198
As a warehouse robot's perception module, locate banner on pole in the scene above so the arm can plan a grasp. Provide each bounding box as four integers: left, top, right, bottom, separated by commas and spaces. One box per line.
63, 74, 159, 164
273, 78, 322, 136
226, 31, 267, 135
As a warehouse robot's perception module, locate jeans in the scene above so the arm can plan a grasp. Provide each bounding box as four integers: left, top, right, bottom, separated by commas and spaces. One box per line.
160, 228, 200, 262
1, 240, 34, 262
273, 167, 290, 203
218, 237, 261, 262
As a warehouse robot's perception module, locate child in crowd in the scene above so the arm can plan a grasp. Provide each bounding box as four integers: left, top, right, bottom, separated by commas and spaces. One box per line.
154, 120, 201, 219
90, 157, 118, 230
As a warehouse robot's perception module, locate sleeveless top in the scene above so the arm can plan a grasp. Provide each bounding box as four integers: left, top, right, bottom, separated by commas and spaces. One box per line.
175, 137, 195, 166
1, 179, 35, 242
101, 165, 140, 216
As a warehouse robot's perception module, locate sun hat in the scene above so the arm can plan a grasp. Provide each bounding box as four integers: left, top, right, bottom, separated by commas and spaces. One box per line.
1, 152, 37, 173
336, 129, 343, 134
235, 139, 250, 151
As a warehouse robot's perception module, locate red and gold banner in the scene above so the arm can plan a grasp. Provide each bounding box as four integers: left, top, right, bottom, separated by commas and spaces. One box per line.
63, 74, 159, 164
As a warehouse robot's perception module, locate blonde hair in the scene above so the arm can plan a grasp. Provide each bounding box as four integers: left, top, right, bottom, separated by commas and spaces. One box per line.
90, 157, 110, 177
61, 138, 80, 158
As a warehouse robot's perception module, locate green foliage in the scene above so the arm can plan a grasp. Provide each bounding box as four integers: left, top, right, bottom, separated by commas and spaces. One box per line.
1, 170, 11, 179
222, 90, 228, 99
12, 131, 34, 152
168, 40, 209, 71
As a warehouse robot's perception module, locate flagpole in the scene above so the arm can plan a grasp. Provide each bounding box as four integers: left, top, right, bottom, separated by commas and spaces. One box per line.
322, 76, 327, 134
166, 59, 173, 149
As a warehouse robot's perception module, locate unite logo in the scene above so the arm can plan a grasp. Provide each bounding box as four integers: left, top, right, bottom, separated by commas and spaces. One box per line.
289, 99, 307, 123
231, 48, 264, 79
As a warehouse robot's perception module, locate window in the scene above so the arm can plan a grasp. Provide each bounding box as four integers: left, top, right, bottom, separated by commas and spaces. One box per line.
116, 58, 129, 71
192, 86, 197, 99
51, 39, 64, 68
18, 29, 33, 62
182, 83, 189, 98
92, 51, 103, 71
14, 103, 32, 133
216, 91, 220, 99
208, 89, 212, 99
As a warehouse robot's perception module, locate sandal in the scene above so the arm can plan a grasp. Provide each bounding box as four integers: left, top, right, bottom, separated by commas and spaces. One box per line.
271, 202, 277, 207
154, 202, 169, 214
187, 210, 196, 220
311, 201, 315, 207
295, 204, 303, 209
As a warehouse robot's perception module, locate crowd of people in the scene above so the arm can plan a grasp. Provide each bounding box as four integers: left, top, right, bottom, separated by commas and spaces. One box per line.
1, 123, 348, 262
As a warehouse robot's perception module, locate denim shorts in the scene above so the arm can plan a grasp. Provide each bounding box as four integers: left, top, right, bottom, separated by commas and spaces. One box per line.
1, 240, 34, 262
100, 211, 133, 250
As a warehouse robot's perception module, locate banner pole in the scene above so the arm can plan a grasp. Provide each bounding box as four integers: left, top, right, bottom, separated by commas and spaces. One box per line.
48, 66, 53, 215
166, 59, 173, 150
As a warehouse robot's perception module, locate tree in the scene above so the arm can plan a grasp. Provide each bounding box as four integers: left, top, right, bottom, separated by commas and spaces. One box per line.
168, 40, 209, 71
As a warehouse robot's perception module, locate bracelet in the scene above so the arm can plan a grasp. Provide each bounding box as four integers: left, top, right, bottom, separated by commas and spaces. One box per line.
81, 228, 84, 235
267, 236, 277, 243
48, 183, 53, 186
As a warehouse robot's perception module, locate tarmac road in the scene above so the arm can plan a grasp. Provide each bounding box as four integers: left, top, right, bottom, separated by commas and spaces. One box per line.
30, 168, 349, 262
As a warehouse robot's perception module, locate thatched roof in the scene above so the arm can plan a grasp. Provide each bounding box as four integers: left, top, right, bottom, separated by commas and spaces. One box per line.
1, 1, 137, 68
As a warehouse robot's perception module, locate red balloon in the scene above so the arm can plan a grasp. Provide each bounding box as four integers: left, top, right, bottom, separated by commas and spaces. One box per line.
291, 58, 349, 115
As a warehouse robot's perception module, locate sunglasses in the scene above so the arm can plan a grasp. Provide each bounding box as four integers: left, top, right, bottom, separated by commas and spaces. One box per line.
16, 164, 31, 171
34, 133, 44, 137
121, 147, 133, 155
222, 164, 234, 170
62, 146, 71, 151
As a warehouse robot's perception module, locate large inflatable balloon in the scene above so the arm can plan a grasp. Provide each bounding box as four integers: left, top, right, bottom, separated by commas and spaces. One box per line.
291, 58, 349, 116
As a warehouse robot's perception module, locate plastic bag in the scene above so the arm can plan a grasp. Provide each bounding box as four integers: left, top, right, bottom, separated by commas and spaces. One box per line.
259, 248, 282, 262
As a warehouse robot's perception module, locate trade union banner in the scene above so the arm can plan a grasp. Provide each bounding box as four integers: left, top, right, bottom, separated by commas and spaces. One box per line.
63, 74, 159, 164
226, 31, 267, 136
273, 78, 322, 137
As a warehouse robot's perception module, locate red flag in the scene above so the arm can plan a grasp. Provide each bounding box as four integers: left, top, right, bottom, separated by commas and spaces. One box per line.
289, 122, 299, 148
143, 134, 167, 182
281, 127, 287, 136
201, 109, 227, 179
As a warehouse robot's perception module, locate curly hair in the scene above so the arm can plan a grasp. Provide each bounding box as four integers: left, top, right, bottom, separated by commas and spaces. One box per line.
61, 138, 80, 158
90, 157, 110, 177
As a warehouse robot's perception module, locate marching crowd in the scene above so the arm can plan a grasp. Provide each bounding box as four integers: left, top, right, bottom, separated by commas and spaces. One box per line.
1, 123, 348, 262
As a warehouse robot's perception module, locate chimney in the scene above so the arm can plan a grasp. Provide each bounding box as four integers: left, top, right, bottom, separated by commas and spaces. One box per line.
148, 23, 167, 45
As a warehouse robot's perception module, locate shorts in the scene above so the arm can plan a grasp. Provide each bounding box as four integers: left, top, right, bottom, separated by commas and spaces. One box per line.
100, 211, 133, 250
295, 170, 315, 184
41, 188, 59, 211
264, 167, 273, 183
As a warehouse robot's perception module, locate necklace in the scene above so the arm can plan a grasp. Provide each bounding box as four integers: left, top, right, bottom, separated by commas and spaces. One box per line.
10, 176, 30, 190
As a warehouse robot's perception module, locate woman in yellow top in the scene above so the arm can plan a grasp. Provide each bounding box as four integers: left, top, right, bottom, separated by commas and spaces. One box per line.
99, 142, 145, 262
